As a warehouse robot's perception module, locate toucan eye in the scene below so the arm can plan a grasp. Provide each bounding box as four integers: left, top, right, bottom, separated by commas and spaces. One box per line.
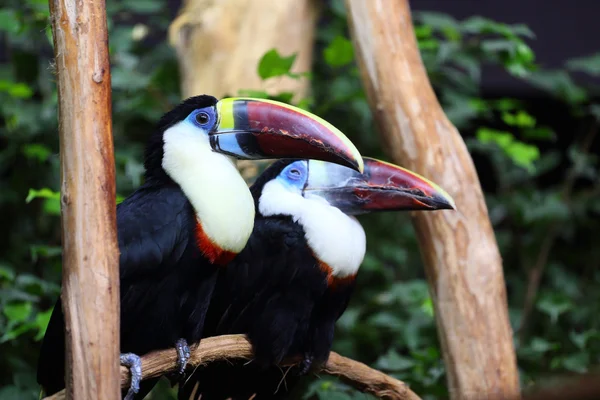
195, 112, 210, 125
290, 169, 300, 176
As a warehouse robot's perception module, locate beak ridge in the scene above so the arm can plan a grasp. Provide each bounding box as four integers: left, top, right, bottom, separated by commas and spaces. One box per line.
210, 98, 364, 173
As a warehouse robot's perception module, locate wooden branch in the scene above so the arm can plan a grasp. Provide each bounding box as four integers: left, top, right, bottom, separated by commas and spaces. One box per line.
345, 1, 520, 399
43, 335, 421, 400
49, 1, 120, 399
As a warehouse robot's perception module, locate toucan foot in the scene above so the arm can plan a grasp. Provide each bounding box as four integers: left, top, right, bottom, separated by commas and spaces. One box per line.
175, 338, 191, 377
120, 353, 142, 400
297, 354, 314, 375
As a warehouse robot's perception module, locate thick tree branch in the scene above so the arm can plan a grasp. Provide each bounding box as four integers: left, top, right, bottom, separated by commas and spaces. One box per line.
43, 335, 421, 400
345, 1, 520, 399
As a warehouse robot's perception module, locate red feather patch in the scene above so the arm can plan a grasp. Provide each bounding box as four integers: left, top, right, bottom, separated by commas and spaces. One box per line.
195, 222, 237, 266
317, 260, 356, 290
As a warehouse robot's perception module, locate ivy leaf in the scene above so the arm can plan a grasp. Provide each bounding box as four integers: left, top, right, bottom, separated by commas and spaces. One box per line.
323, 36, 354, 67
257, 49, 297, 80
4, 302, 32, 323
537, 293, 573, 324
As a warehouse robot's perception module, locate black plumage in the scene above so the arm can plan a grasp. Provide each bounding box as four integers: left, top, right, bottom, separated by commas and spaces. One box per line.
179, 160, 357, 400
37, 96, 222, 398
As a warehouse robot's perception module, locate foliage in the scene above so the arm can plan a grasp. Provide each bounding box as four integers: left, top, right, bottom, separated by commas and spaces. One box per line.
0, 0, 598, 399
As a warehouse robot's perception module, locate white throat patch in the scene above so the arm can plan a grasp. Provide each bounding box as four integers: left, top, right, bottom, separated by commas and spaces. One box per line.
161, 121, 255, 253
258, 179, 366, 278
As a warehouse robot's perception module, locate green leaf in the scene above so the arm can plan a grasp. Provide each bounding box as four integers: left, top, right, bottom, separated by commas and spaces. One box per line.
476, 128, 539, 171
476, 128, 514, 148
562, 352, 590, 373
257, 49, 297, 80
375, 349, 416, 371
0, 265, 15, 281
415, 12, 459, 33
505, 141, 539, 171
537, 293, 573, 324
522, 127, 555, 141
420, 297, 435, 317
127, 0, 162, 13
566, 53, 600, 76
461, 16, 534, 38
22, 144, 52, 162
4, 302, 32, 323
0, 9, 21, 34
323, 36, 354, 68
529, 337, 559, 354
34, 308, 53, 341
502, 111, 536, 128
569, 330, 598, 350
526, 70, 587, 104
0, 80, 33, 99
25, 188, 60, 204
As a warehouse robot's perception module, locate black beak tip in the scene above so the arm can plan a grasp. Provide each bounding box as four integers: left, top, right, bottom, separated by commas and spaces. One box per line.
430, 194, 456, 211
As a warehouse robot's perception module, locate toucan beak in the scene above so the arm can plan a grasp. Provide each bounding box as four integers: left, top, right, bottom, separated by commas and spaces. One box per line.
209, 98, 364, 173
304, 157, 455, 214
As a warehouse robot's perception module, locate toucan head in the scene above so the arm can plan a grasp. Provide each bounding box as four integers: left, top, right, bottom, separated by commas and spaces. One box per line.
254, 157, 455, 216
144, 95, 363, 181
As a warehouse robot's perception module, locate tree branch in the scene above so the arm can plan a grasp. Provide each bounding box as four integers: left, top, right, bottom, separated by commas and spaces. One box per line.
43, 335, 421, 400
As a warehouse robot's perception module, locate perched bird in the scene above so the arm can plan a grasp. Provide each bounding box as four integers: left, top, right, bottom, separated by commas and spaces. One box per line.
180, 157, 455, 400
37, 95, 363, 399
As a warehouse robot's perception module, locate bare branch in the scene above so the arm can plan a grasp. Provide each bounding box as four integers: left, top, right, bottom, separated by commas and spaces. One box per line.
43, 335, 421, 400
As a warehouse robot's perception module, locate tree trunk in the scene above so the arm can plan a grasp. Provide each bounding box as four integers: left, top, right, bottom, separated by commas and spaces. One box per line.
49, 1, 120, 399
345, 1, 520, 399
169, 0, 318, 100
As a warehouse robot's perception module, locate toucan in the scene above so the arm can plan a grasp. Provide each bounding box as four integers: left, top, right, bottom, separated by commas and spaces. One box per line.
36, 95, 363, 400
179, 157, 455, 400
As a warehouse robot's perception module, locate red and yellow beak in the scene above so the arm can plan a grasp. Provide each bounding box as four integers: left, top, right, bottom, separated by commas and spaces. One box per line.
304, 157, 455, 213
209, 98, 364, 173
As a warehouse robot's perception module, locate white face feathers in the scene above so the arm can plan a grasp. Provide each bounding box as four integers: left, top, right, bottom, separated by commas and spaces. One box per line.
162, 121, 255, 253
258, 168, 366, 278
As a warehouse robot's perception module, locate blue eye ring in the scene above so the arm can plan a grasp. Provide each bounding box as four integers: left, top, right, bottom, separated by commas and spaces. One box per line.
195, 111, 210, 126
286, 166, 304, 181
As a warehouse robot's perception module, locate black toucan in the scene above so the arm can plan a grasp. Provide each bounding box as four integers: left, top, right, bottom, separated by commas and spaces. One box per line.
179, 157, 455, 400
36, 95, 363, 399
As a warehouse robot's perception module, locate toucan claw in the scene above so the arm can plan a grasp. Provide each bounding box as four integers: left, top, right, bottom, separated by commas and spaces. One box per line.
120, 352, 142, 400
175, 338, 191, 377
297, 354, 314, 375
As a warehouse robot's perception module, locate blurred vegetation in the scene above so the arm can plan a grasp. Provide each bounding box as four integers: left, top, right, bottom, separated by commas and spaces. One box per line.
0, 0, 599, 399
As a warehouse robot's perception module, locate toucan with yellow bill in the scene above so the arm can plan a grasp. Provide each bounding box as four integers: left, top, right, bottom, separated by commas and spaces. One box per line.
180, 157, 455, 400
36, 95, 363, 399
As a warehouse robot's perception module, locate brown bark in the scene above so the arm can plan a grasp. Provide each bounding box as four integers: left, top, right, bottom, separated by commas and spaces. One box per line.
49, 1, 120, 399
169, 0, 318, 100
345, 1, 520, 399
43, 335, 422, 400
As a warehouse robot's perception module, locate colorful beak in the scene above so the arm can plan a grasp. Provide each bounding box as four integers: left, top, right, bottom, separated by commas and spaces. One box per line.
304, 157, 455, 214
209, 98, 364, 173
